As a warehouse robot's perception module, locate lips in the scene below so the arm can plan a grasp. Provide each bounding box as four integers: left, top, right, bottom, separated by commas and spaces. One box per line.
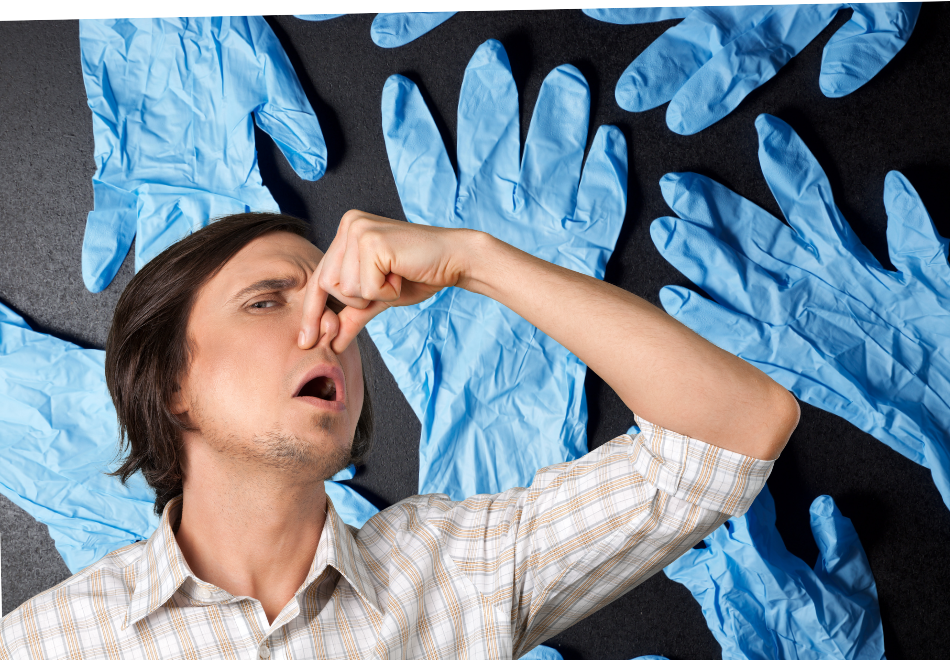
294, 363, 345, 410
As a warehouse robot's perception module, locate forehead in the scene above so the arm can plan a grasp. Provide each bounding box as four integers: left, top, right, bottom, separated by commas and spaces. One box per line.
198, 231, 323, 305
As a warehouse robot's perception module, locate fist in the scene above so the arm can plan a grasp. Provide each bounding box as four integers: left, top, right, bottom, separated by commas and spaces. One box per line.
299, 210, 476, 353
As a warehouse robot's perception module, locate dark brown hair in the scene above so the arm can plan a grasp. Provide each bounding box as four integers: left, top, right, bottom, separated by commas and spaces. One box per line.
106, 212, 373, 515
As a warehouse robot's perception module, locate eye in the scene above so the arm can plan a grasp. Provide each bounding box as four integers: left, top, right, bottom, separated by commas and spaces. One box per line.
248, 299, 279, 310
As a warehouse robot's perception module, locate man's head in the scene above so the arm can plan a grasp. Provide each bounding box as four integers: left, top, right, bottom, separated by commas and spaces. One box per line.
107, 213, 373, 515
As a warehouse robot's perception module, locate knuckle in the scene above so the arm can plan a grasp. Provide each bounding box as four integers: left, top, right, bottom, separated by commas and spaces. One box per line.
317, 271, 335, 290
359, 229, 385, 251
342, 209, 366, 226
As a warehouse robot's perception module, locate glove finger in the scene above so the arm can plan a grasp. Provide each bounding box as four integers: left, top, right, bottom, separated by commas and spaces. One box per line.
583, 7, 692, 24
570, 125, 628, 279
652, 212, 788, 322
883, 171, 950, 287
659, 171, 816, 282
294, 14, 345, 21
251, 17, 327, 181
809, 495, 879, 597
616, 5, 773, 113
820, 2, 921, 97
456, 40, 519, 203
755, 114, 879, 272
371, 12, 457, 48
381, 74, 457, 226
659, 285, 780, 365
666, 5, 839, 134
82, 181, 138, 293
517, 64, 589, 223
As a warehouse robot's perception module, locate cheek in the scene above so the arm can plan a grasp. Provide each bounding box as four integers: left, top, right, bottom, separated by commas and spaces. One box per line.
190, 330, 285, 419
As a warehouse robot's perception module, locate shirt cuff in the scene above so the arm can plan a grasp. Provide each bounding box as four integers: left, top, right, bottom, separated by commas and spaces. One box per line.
629, 414, 774, 518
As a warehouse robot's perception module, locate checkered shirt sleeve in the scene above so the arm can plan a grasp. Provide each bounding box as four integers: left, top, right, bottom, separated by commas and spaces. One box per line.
421, 415, 774, 657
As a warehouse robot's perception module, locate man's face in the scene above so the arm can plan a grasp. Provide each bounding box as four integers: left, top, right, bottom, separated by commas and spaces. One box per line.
174, 231, 363, 479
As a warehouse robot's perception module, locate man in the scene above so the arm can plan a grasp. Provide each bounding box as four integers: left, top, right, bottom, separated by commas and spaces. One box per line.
0, 210, 798, 659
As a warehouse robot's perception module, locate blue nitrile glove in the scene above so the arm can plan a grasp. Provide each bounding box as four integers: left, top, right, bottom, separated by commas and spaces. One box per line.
369, 39, 627, 500
0, 301, 376, 571
584, 4, 920, 135
664, 486, 884, 660
0, 301, 158, 572
295, 12, 457, 48
79, 17, 327, 293
651, 113, 950, 510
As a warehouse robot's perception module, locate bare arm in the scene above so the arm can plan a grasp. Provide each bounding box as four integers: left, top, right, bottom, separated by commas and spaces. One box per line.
460, 232, 798, 460
300, 211, 799, 460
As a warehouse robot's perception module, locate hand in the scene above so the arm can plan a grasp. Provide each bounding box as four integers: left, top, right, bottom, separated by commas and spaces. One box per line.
298, 210, 474, 353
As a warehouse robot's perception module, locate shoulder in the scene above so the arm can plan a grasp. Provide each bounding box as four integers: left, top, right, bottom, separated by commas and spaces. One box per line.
0, 542, 144, 658
356, 493, 449, 541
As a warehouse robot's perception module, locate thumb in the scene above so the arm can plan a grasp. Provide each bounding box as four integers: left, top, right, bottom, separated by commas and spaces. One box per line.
331, 300, 391, 354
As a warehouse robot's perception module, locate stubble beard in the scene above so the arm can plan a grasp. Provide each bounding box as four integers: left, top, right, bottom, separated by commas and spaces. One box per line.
194, 395, 352, 480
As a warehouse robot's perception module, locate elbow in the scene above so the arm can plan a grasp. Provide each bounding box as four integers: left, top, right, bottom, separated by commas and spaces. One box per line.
762, 385, 799, 460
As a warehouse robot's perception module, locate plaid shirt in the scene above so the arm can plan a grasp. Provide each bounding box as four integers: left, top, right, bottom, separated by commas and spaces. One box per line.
0, 416, 773, 659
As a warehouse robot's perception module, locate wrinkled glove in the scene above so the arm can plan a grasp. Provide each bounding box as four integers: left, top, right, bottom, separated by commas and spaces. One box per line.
79, 17, 326, 293
0, 301, 157, 571
295, 12, 457, 48
664, 486, 885, 660
651, 113, 950, 510
368, 39, 627, 500
0, 301, 375, 572
584, 4, 920, 134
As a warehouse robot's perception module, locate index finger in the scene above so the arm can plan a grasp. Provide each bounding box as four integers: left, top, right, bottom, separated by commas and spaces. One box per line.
299, 259, 330, 349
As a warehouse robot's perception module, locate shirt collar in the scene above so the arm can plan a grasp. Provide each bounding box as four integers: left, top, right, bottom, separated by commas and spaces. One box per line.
124, 493, 381, 629
304, 497, 381, 615
125, 495, 192, 629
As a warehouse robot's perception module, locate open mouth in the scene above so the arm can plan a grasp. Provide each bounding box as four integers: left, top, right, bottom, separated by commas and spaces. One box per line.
297, 376, 338, 402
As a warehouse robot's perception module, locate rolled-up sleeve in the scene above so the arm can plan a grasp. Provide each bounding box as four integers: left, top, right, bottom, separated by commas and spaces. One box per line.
427, 414, 774, 656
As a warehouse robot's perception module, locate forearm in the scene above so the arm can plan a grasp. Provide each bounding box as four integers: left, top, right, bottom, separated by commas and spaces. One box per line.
460, 231, 798, 460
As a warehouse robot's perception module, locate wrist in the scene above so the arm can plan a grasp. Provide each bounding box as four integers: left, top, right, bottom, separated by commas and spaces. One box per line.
454, 229, 505, 295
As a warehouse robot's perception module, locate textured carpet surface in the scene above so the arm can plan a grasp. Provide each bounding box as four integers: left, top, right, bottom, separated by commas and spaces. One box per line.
1, 8, 949, 659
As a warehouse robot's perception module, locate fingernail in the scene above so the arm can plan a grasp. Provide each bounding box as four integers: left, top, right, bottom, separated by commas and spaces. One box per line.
298, 330, 307, 346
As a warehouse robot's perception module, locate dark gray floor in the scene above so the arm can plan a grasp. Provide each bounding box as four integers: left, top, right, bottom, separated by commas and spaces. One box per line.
1, 7, 950, 659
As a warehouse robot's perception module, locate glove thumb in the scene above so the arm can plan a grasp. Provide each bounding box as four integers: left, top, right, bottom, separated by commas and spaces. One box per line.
82, 181, 137, 293
810, 495, 877, 597
371, 12, 457, 48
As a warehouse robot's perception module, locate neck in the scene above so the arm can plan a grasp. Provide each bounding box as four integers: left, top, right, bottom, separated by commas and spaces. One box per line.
175, 443, 328, 625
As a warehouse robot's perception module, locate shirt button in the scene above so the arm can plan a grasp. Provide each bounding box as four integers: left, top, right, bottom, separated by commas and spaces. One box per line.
259, 644, 271, 658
